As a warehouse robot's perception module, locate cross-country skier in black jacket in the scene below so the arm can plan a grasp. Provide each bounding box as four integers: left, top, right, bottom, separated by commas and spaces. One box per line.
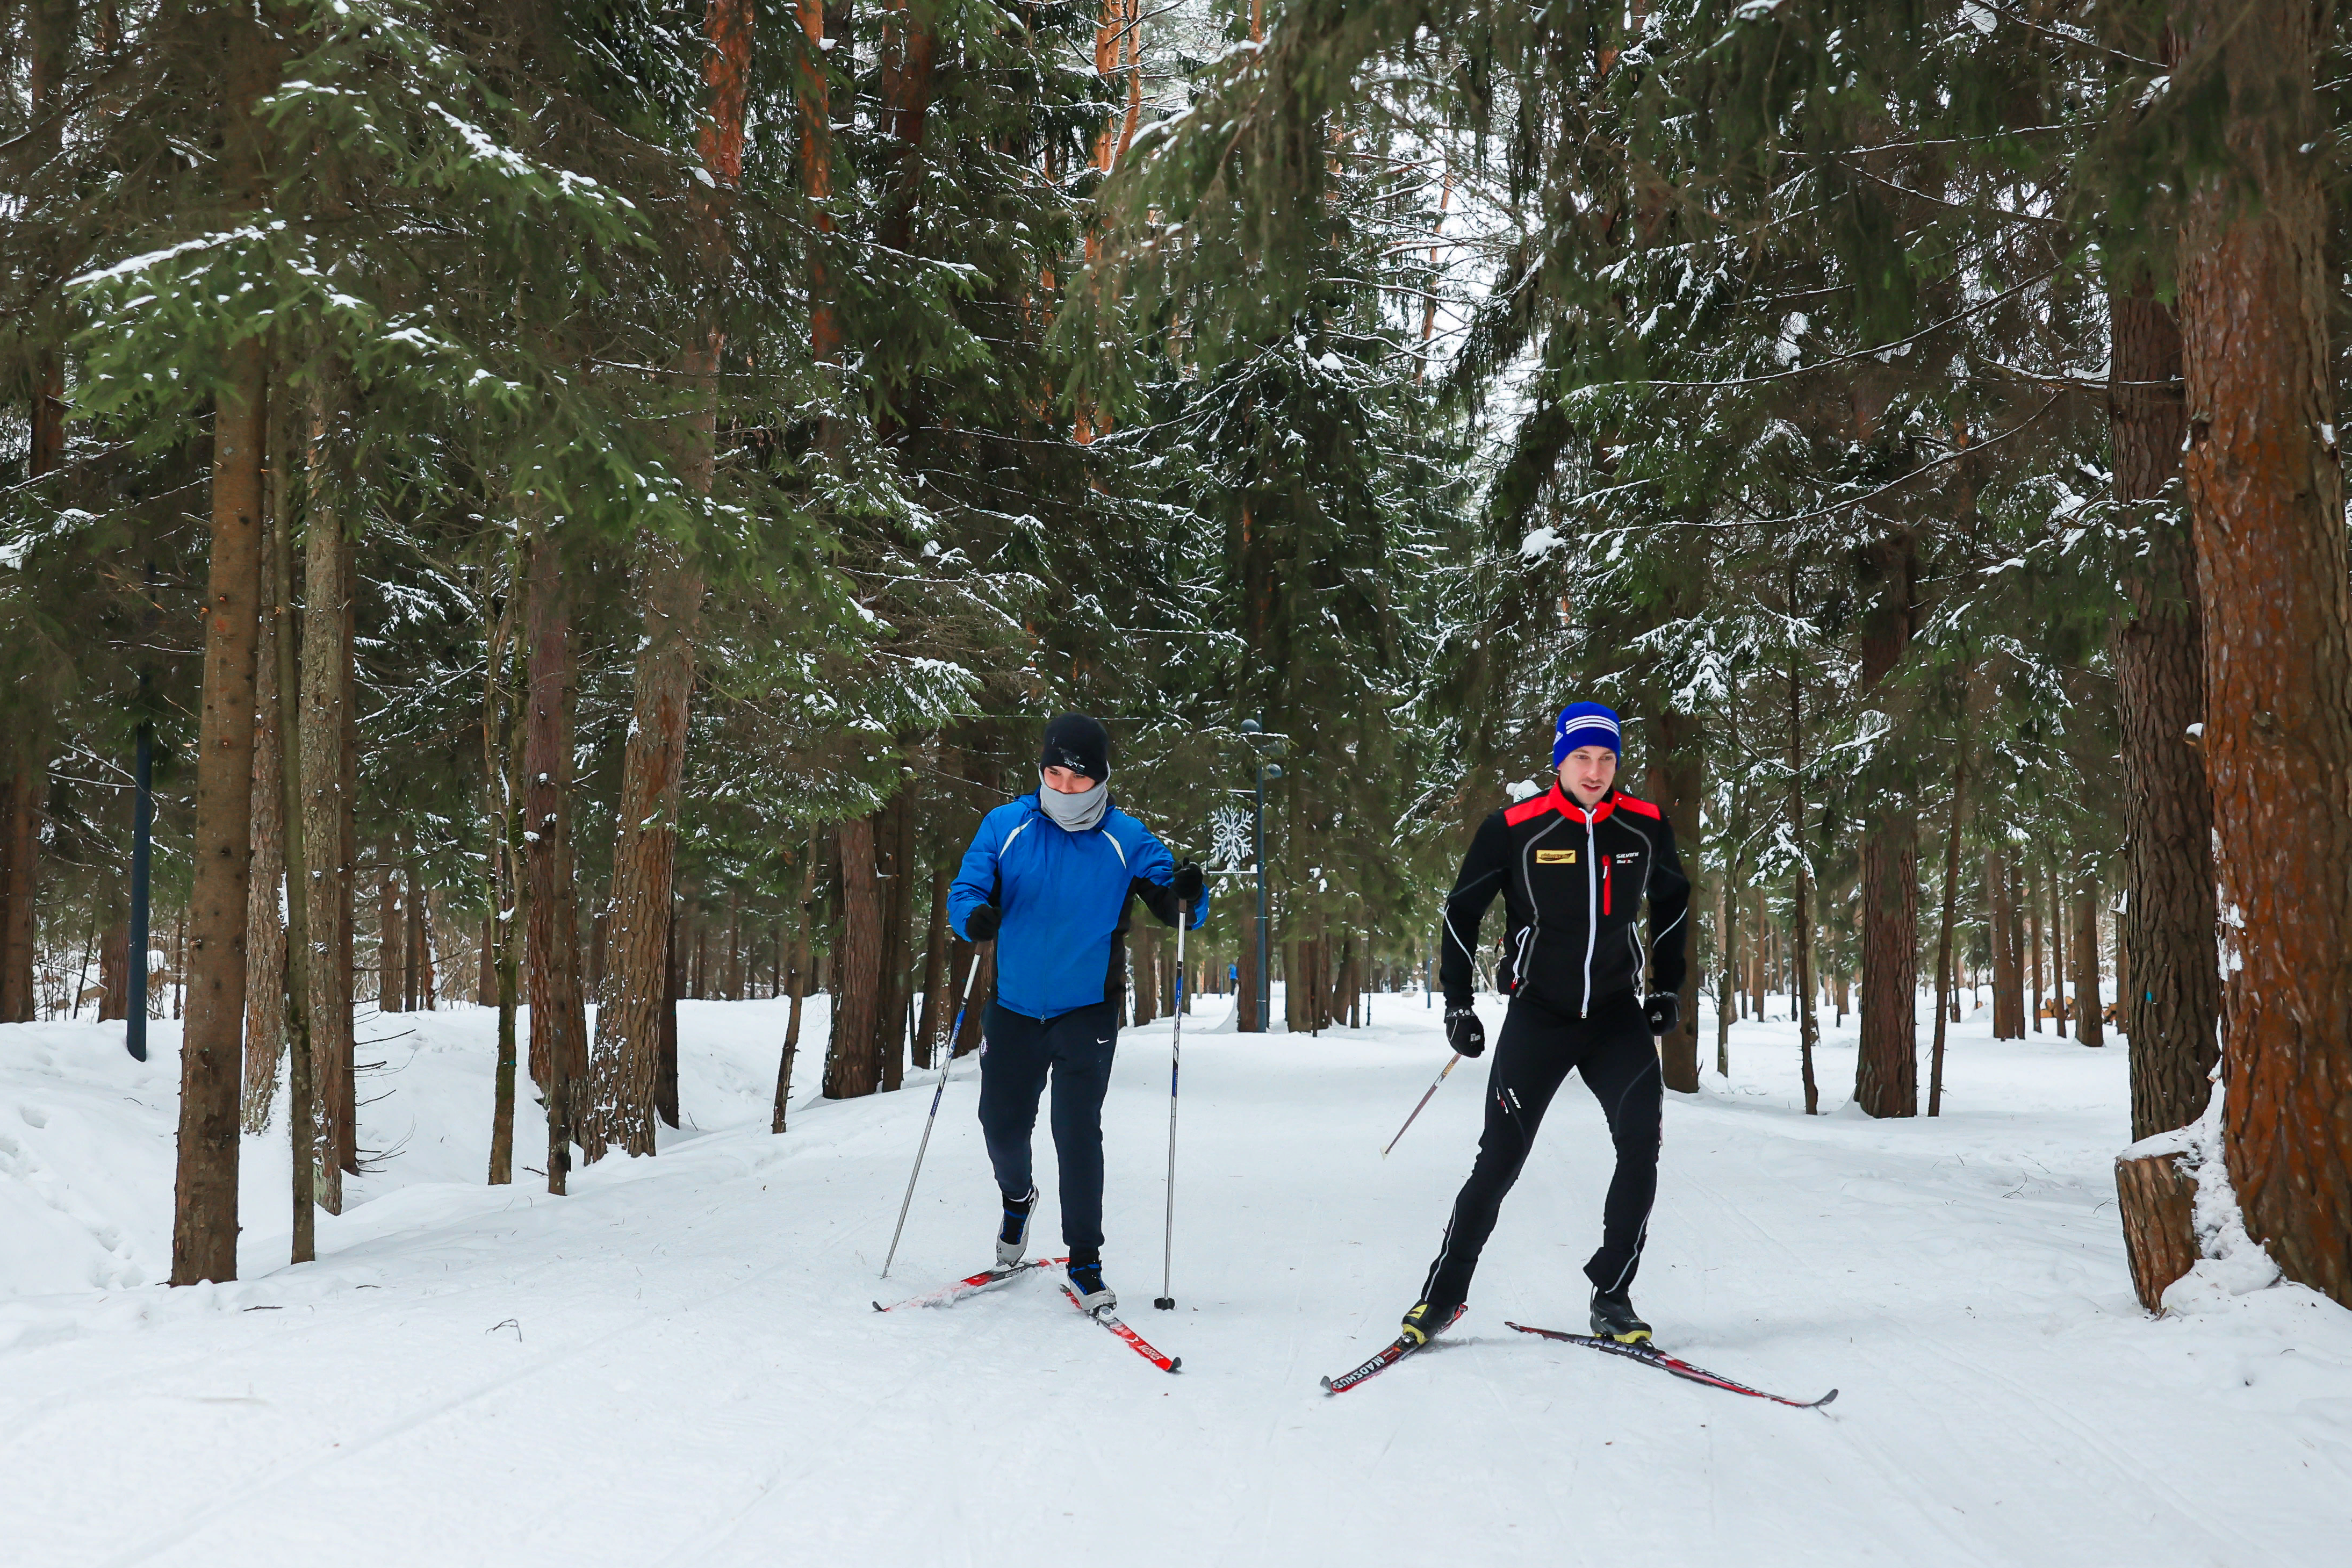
1399, 700, 1691, 1347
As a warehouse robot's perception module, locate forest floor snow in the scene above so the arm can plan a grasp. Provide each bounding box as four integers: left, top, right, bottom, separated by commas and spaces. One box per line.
3, 991, 2348, 1567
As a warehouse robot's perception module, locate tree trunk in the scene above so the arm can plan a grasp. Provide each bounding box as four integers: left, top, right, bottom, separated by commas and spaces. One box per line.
270, 402, 319, 1264
579, 527, 702, 1160
1853, 535, 1919, 1118
825, 814, 884, 1098
579, 0, 736, 1159
1132, 923, 1157, 1027
1928, 757, 1967, 1116
1787, 659, 1819, 1115
242, 521, 286, 1132
523, 523, 588, 1124
875, 789, 916, 1092
377, 860, 400, 1011
1714, 876, 1732, 1075
774, 836, 819, 1132
650, 900, 680, 1128
1646, 712, 1705, 1093
2072, 871, 2105, 1047
2116, 1150, 2202, 1312
0, 761, 37, 1022
172, 330, 270, 1286
2029, 862, 2044, 1032
914, 855, 951, 1068
2109, 282, 2221, 1129
97, 919, 128, 1023
2049, 860, 2069, 1037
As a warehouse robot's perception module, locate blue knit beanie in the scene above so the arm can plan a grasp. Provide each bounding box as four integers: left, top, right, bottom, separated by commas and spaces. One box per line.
1552, 702, 1622, 768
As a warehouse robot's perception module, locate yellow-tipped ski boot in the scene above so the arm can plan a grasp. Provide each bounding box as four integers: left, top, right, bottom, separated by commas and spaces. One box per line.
1589, 1287, 1652, 1344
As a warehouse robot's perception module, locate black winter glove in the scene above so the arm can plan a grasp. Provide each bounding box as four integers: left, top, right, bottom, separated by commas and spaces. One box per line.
964, 903, 1001, 943
1644, 991, 1681, 1037
1170, 861, 1206, 904
1444, 1004, 1486, 1059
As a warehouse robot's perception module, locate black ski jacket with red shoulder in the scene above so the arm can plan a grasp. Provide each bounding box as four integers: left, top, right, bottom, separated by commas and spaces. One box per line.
1438, 785, 1691, 1017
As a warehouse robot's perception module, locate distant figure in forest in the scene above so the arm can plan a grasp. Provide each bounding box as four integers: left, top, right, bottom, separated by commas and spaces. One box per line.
1399, 701, 1691, 1348
949, 714, 1206, 1314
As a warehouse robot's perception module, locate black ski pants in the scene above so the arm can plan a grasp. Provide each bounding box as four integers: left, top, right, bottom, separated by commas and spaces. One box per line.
1419, 987, 1663, 1315
976, 999, 1119, 1261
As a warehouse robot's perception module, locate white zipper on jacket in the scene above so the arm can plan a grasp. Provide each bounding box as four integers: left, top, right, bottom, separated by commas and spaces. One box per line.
1581, 811, 1598, 1017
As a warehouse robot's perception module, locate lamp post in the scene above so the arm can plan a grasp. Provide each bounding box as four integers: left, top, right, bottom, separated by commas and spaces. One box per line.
1239, 720, 1286, 1033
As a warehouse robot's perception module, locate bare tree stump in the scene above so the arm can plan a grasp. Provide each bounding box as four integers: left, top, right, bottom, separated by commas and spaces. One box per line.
2116, 1150, 2201, 1311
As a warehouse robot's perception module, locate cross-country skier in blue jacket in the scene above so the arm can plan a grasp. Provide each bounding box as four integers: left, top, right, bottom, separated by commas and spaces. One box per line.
950, 714, 1206, 1313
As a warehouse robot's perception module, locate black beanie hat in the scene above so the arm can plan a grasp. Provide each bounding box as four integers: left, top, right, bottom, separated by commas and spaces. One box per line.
1039, 713, 1111, 783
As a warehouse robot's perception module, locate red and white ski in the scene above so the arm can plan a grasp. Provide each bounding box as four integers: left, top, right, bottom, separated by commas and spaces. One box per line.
1062, 1284, 1182, 1373
873, 1257, 1066, 1313
1506, 1321, 1837, 1410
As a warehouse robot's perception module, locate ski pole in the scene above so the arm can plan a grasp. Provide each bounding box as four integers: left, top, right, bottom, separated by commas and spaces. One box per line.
1382, 1052, 1463, 1159
1154, 900, 1188, 1311
881, 941, 988, 1279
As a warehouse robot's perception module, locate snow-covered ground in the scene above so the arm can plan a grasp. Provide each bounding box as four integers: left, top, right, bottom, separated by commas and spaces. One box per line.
3, 990, 2347, 1566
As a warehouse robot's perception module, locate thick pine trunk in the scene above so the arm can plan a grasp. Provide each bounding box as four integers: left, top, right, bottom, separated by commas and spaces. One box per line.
2111, 285, 2220, 1134
242, 519, 286, 1132
523, 525, 588, 1140
172, 333, 270, 1286
1786, 665, 1820, 1114
579, 529, 702, 1159
825, 814, 884, 1098
0, 763, 37, 1021
300, 426, 355, 1210
1853, 533, 1919, 1118
2174, 0, 2352, 1306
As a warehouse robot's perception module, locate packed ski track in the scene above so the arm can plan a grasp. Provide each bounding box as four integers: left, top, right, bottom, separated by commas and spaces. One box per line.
3, 992, 2347, 1567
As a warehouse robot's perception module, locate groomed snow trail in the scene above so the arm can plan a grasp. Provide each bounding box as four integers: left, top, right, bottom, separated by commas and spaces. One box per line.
3, 995, 2347, 1567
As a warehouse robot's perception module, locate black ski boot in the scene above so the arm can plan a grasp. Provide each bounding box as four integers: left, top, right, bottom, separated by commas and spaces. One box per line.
1067, 1255, 1116, 1314
1589, 1286, 1652, 1344
1399, 1299, 1462, 1348
996, 1186, 1038, 1269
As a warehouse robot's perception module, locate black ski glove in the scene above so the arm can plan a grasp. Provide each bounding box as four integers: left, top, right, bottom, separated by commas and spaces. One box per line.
1170, 861, 1206, 904
1644, 991, 1680, 1037
964, 903, 1001, 943
1444, 1004, 1486, 1059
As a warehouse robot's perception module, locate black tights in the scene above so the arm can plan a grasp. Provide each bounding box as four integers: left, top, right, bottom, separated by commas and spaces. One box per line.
1419, 988, 1663, 1313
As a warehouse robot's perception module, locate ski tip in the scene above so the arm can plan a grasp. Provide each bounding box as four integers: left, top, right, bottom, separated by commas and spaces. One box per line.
872, 1301, 887, 1313
1167, 1357, 1183, 1373
1319, 1376, 1336, 1393
1815, 1389, 1839, 1409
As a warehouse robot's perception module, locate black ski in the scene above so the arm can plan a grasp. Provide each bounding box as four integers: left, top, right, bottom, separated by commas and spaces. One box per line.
1320, 1305, 1466, 1394
1506, 1321, 1837, 1410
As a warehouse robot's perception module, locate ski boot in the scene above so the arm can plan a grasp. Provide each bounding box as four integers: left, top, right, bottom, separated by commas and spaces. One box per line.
1399, 1299, 1461, 1348
996, 1186, 1038, 1270
1067, 1255, 1116, 1314
1589, 1286, 1652, 1344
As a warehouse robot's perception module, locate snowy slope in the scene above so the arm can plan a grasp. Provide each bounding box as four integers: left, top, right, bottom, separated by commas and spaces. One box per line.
2, 993, 2347, 1567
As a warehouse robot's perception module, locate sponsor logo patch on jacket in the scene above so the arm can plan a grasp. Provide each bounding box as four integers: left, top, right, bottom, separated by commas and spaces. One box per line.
1536, 848, 1577, 865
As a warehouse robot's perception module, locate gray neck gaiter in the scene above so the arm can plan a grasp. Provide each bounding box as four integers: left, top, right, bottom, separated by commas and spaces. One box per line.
1038, 775, 1109, 832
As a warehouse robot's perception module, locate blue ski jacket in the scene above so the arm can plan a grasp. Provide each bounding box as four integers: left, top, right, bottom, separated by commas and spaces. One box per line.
950, 794, 1207, 1022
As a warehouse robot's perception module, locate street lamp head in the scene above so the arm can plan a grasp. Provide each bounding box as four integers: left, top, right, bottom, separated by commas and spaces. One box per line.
1264, 764, 1284, 780
1240, 718, 1262, 735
